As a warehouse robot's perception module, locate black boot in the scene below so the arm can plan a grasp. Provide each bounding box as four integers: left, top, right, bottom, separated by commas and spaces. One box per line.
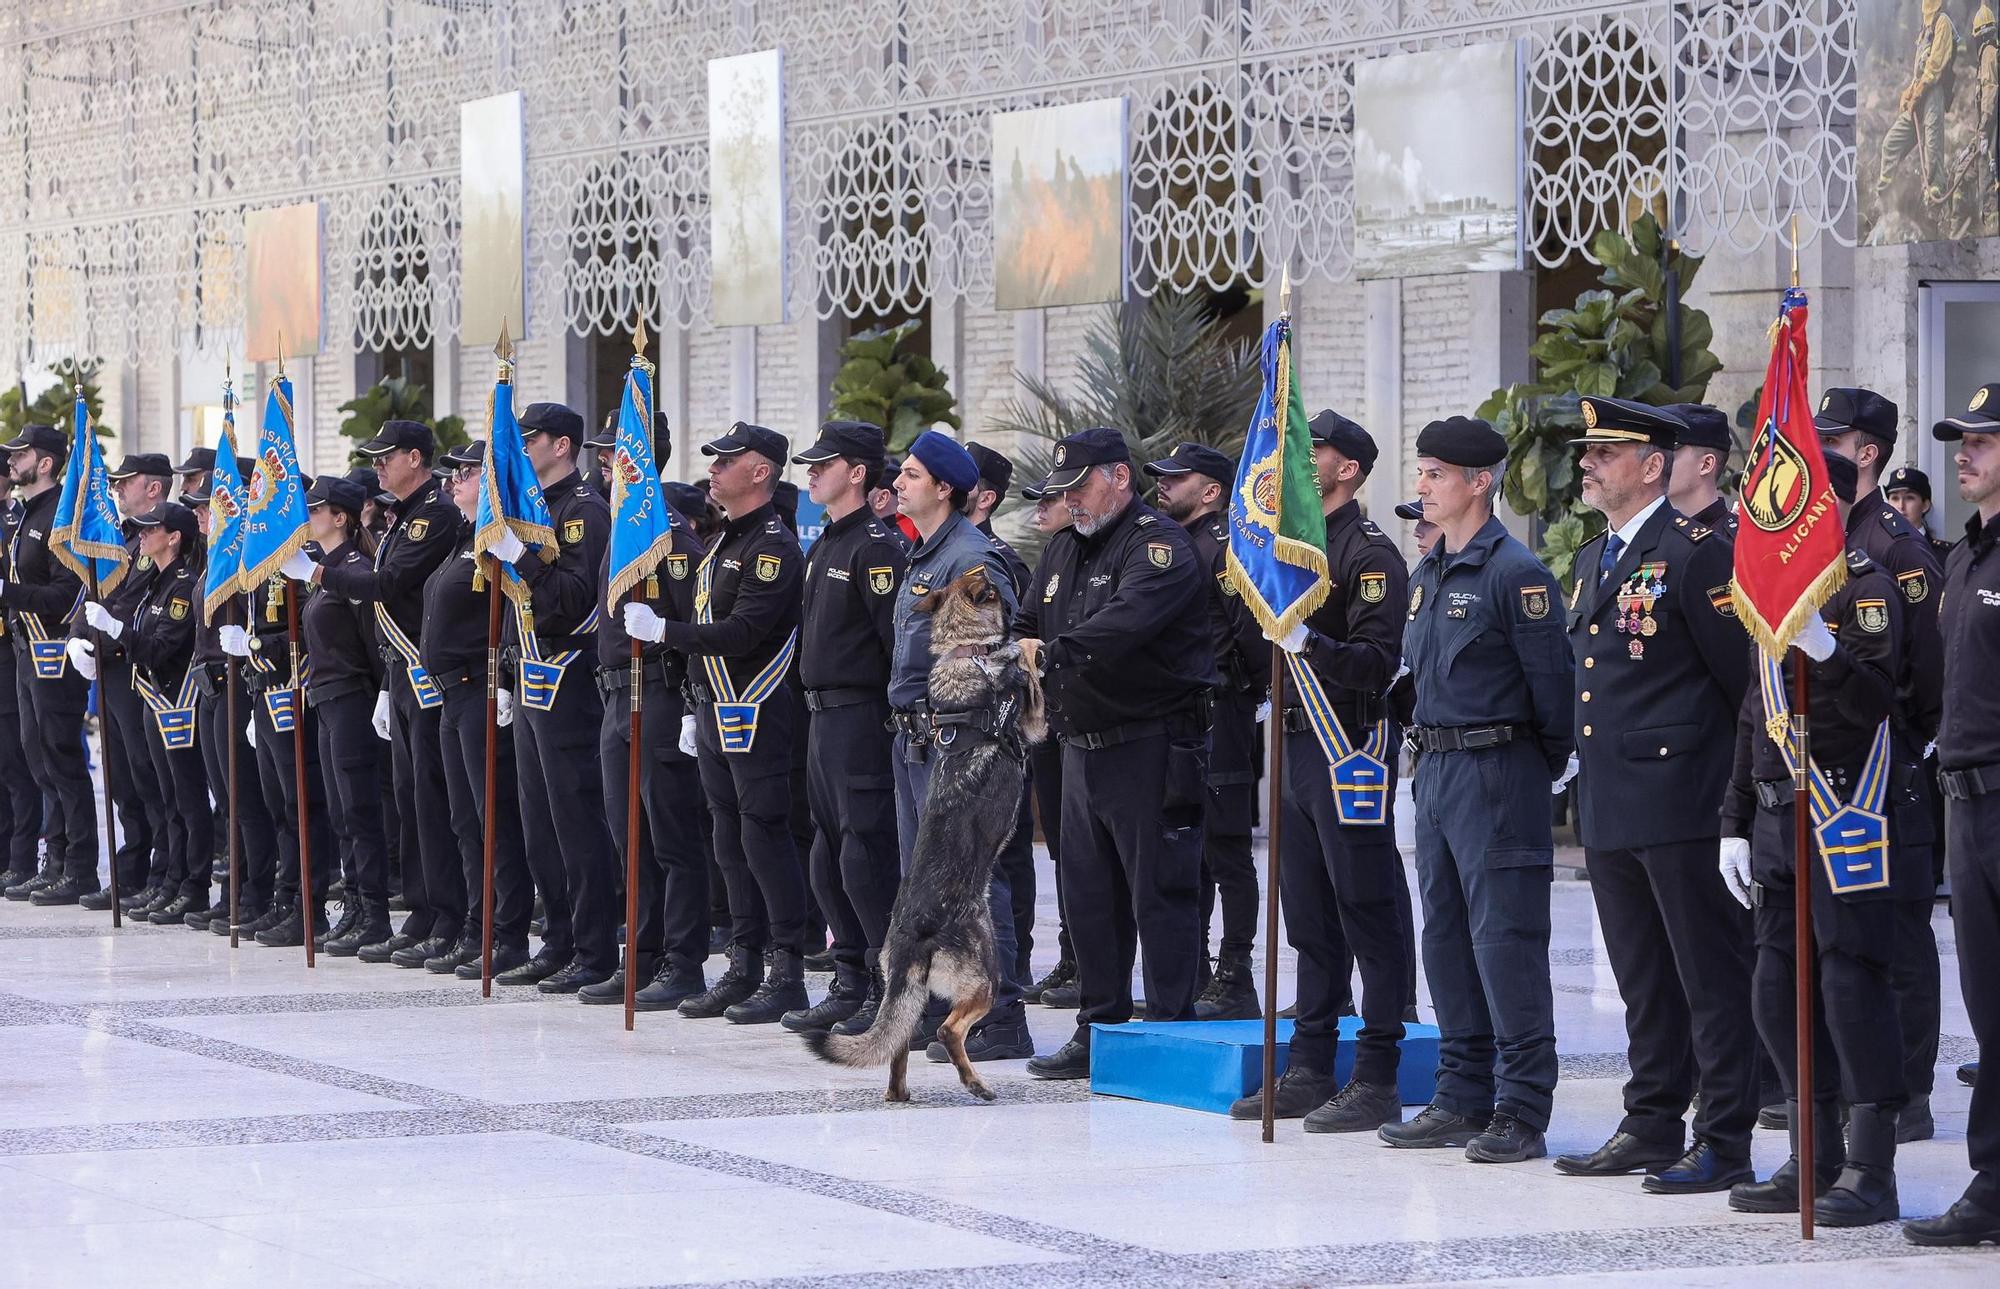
30, 875, 94, 906
781, 964, 866, 1034
1814, 1102, 1899, 1227
1303, 1078, 1402, 1134
3, 866, 55, 900
1029, 957, 1075, 1003
1194, 948, 1260, 1021
726, 949, 808, 1024
255, 903, 326, 948
1896, 1094, 1934, 1143
320, 901, 362, 947
1228, 1061, 1335, 1121
678, 945, 762, 1018
325, 911, 391, 957
1729, 1099, 1844, 1213
633, 959, 705, 1012
830, 960, 886, 1037
149, 892, 205, 924
1904, 1194, 2000, 1246
80, 888, 116, 911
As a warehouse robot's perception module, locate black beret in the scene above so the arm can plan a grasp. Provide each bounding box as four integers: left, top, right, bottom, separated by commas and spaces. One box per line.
1308, 409, 1379, 473
1813, 387, 1899, 444
793, 420, 885, 466
700, 421, 789, 466
358, 419, 434, 458
1573, 397, 1683, 450
1883, 465, 1931, 503
1661, 403, 1732, 453
1044, 426, 1130, 492
1143, 442, 1238, 486
519, 402, 585, 445
1415, 416, 1506, 468
1934, 383, 2000, 441
964, 441, 1015, 494
107, 453, 175, 481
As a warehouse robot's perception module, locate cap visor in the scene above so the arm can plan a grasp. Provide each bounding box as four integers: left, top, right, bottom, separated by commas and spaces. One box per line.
1041, 465, 1093, 493
791, 444, 841, 464
1393, 501, 1423, 520
1810, 413, 1852, 432
699, 440, 748, 456
355, 440, 397, 457
1569, 429, 1654, 446
1142, 460, 1191, 476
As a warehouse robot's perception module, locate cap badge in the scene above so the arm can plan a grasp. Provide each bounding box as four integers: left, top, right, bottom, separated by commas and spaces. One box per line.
1053, 444, 1067, 467
1975, 386, 1991, 411
1580, 400, 1598, 429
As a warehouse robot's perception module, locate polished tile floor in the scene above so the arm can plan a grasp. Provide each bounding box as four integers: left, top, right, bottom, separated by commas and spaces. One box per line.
2, 835, 1995, 1287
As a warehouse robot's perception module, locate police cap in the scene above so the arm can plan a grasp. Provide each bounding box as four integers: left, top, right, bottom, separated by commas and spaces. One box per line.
440, 439, 486, 468
172, 446, 216, 476
1393, 498, 1424, 521
1414, 416, 1506, 468
582, 412, 617, 451
1661, 403, 1733, 454
700, 421, 789, 466
1573, 396, 1683, 449
519, 402, 585, 446
1042, 426, 1130, 492
130, 499, 200, 546
357, 419, 435, 458
662, 480, 708, 518
1308, 409, 1378, 473
964, 441, 1015, 495
0, 424, 65, 457
1884, 465, 1932, 503
1813, 387, 1899, 444
306, 474, 367, 517
792, 420, 885, 466
107, 453, 175, 481
1933, 383, 2000, 441
1143, 442, 1237, 486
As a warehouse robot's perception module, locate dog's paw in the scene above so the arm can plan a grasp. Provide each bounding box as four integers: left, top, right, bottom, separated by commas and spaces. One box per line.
966, 1081, 998, 1103
885, 1087, 912, 1104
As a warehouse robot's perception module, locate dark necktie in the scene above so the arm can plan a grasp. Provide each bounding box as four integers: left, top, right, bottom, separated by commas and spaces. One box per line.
1599, 532, 1625, 584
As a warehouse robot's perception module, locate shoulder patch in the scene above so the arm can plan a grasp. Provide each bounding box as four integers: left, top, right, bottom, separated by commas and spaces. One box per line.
1897, 567, 1928, 604
1518, 584, 1551, 620
1216, 569, 1238, 598
168, 597, 189, 621
563, 518, 585, 546
1407, 584, 1424, 619
1708, 584, 1737, 617
866, 565, 895, 595
1147, 541, 1173, 568
405, 518, 430, 542
666, 553, 689, 580
755, 552, 782, 582
1357, 571, 1387, 603
1855, 598, 1890, 634
136, 554, 153, 571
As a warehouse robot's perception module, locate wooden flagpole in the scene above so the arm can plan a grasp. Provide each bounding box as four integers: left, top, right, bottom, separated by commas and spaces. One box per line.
1259, 270, 1296, 1145
1787, 216, 1814, 1241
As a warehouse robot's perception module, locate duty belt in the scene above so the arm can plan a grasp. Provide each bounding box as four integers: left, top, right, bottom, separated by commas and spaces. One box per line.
1938, 763, 2000, 801
890, 701, 933, 741
804, 686, 879, 712
306, 676, 374, 709
596, 656, 675, 696
1062, 705, 1208, 752
1407, 722, 1527, 753
429, 668, 480, 694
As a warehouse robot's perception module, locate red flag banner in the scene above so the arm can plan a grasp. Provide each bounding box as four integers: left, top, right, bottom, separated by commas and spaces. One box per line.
1730, 288, 1845, 656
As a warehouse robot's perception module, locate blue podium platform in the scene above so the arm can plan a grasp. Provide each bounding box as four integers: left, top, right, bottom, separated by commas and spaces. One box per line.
1088, 1017, 1440, 1115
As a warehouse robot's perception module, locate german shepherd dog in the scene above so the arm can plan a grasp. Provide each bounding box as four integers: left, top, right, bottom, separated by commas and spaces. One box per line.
806, 566, 1046, 1102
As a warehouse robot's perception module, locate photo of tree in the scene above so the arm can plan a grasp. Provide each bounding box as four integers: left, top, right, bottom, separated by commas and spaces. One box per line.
992, 98, 1127, 311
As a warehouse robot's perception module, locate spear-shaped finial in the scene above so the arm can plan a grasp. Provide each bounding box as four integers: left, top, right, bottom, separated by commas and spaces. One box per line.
1279, 266, 1293, 320
495, 318, 515, 383
1789, 213, 1801, 290
633, 316, 649, 359
275, 331, 286, 381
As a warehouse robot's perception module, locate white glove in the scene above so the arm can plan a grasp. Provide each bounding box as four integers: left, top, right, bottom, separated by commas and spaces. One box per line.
1719, 837, 1752, 910
679, 713, 698, 757
1789, 616, 1836, 663
496, 689, 515, 728
65, 638, 97, 681
1278, 624, 1309, 654
280, 551, 318, 582
1255, 700, 1272, 724
1551, 753, 1579, 795
83, 601, 122, 639
218, 625, 251, 658
246, 719, 257, 749
623, 601, 666, 643
371, 689, 392, 740
487, 529, 526, 565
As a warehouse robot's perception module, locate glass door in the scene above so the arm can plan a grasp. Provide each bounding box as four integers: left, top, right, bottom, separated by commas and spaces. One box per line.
1919, 281, 2000, 540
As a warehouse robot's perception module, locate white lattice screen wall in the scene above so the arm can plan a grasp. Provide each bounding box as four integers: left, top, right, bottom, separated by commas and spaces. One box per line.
0, 0, 1853, 369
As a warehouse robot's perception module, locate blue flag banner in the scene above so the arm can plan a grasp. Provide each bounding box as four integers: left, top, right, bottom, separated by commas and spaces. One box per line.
203, 383, 249, 623
605, 349, 676, 608
1225, 317, 1329, 640
236, 375, 313, 592
51, 392, 130, 597
475, 373, 556, 607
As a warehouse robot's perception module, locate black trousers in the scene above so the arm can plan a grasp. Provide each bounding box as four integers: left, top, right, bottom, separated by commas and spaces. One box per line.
20, 665, 96, 883
251, 687, 332, 907
0, 650, 38, 874
144, 705, 213, 900
437, 681, 532, 950
99, 658, 161, 890
515, 667, 618, 974
1948, 789, 2000, 1209
804, 698, 899, 982
389, 679, 458, 940
1202, 692, 1261, 956
314, 689, 390, 916
197, 682, 276, 911
1749, 801, 1905, 1109
698, 690, 805, 954
1280, 726, 1409, 1082
1585, 837, 1758, 1151
1059, 728, 1206, 1041
598, 672, 706, 975
1030, 739, 1071, 965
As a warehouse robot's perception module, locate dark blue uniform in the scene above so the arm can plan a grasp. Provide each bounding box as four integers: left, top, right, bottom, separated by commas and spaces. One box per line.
124, 555, 214, 913
80, 535, 165, 900
191, 588, 277, 927
1566, 504, 1757, 1162
0, 497, 37, 885
1403, 513, 1573, 1132
979, 516, 1039, 988
241, 575, 334, 932
301, 540, 389, 931
1017, 498, 1217, 1046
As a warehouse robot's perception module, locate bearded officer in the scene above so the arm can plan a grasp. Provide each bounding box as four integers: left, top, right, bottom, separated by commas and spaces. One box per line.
1385, 416, 1572, 1164
1815, 386, 1946, 1144
1549, 397, 1756, 1193
1907, 383, 2000, 1245
1662, 403, 1738, 535
1144, 441, 1269, 1023
1018, 426, 1217, 1079
1721, 453, 1907, 1226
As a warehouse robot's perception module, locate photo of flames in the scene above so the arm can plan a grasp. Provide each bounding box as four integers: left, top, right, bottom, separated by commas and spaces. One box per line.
993, 98, 1127, 311
244, 202, 322, 363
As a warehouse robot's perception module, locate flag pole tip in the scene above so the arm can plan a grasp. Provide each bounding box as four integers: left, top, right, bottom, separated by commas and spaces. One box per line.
1279, 267, 1293, 318
494, 320, 515, 378
632, 317, 649, 357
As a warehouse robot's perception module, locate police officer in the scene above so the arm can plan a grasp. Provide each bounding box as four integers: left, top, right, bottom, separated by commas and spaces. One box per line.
1021, 476, 1081, 1007
311, 420, 461, 965
768, 421, 907, 1034
889, 430, 1030, 1059
1387, 416, 1572, 1163
182, 478, 280, 934
410, 441, 533, 977
1144, 441, 1269, 1022
1719, 452, 1906, 1226
964, 441, 1038, 991
1907, 384, 2000, 1245
85, 453, 172, 913
628, 422, 809, 1023
88, 502, 213, 922
0, 477, 39, 891
1018, 426, 1217, 1079
1884, 465, 1958, 563
1549, 397, 1757, 1193
1662, 403, 1738, 535
224, 560, 335, 948
172, 446, 216, 504
0, 425, 99, 904
298, 475, 392, 954
480, 401, 621, 996
1815, 387, 1945, 1143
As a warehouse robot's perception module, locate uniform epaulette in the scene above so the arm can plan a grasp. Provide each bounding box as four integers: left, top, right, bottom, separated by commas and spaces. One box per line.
763, 519, 781, 534
1669, 514, 1711, 542
1846, 549, 1876, 573
1359, 518, 1386, 539
1135, 513, 1156, 527
865, 520, 887, 539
